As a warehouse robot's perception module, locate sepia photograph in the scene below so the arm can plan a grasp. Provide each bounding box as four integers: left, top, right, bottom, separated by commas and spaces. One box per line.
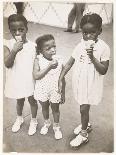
2, 0, 114, 153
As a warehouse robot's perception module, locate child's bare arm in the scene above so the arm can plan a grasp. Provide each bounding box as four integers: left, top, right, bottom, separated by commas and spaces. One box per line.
92, 58, 109, 75
87, 47, 109, 75
4, 46, 17, 68
33, 58, 58, 80
4, 42, 23, 68
60, 77, 66, 104
58, 57, 75, 93
59, 56, 75, 81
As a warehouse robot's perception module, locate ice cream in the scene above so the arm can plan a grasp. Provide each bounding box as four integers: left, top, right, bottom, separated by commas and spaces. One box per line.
84, 40, 95, 49
81, 39, 95, 64
15, 36, 22, 42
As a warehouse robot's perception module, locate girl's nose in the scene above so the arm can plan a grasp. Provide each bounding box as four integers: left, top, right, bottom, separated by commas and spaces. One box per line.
16, 30, 20, 35
87, 34, 91, 38
51, 47, 56, 54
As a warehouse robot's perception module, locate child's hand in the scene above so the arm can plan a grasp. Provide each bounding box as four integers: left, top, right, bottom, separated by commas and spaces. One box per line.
12, 42, 23, 53
60, 91, 65, 104
58, 80, 62, 94
49, 59, 58, 69
86, 46, 94, 60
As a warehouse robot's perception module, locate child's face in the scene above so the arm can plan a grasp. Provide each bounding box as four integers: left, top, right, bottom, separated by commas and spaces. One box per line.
41, 39, 56, 60
9, 21, 27, 42
82, 23, 101, 41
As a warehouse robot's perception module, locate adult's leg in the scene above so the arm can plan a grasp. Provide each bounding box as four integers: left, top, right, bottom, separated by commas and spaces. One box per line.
65, 3, 76, 31
14, 2, 24, 14
75, 3, 85, 32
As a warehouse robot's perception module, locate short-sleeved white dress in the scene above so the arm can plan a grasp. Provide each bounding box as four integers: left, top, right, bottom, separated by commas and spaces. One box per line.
4, 39, 36, 99
72, 39, 110, 105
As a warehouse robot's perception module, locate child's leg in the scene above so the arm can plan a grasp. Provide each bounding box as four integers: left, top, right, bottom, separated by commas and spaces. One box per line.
28, 95, 38, 135
17, 98, 25, 116
80, 104, 90, 131
28, 95, 38, 118
39, 100, 51, 135
51, 103, 60, 123
39, 100, 50, 120
70, 104, 90, 147
51, 103, 62, 139
12, 98, 25, 132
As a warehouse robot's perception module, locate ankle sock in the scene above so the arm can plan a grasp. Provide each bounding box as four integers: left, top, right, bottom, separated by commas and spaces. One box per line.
80, 130, 88, 137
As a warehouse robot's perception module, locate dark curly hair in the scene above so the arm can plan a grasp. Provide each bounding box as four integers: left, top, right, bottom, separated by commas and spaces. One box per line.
36, 34, 55, 55
80, 13, 102, 30
8, 14, 28, 29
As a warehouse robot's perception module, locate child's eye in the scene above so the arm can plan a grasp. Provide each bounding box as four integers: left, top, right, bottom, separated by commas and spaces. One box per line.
18, 28, 24, 32
83, 32, 87, 35
11, 29, 16, 33
83, 32, 96, 36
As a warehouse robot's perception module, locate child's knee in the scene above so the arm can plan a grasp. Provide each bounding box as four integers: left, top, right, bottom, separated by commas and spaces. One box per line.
17, 98, 25, 105
28, 96, 37, 106
80, 104, 90, 115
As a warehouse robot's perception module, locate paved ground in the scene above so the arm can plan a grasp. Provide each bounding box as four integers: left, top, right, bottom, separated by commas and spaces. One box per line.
3, 18, 114, 153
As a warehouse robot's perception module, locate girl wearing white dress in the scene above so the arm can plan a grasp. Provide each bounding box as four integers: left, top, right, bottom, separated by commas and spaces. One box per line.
58, 13, 110, 147
33, 34, 65, 140
4, 14, 38, 136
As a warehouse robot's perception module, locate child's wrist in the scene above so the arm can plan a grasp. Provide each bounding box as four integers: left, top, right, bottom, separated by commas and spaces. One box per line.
11, 49, 18, 54
91, 56, 96, 62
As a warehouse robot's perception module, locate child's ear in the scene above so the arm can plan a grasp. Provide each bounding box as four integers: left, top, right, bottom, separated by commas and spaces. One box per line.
35, 46, 40, 55
99, 27, 102, 34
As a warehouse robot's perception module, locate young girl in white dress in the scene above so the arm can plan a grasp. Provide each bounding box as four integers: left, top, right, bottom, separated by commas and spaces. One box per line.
33, 34, 65, 140
4, 14, 38, 136
58, 13, 110, 147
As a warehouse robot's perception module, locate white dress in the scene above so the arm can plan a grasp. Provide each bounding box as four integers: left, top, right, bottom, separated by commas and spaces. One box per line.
4, 39, 36, 99
34, 54, 63, 103
72, 39, 110, 105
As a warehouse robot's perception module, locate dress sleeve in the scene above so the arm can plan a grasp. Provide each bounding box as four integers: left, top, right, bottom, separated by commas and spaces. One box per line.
4, 39, 15, 51
100, 44, 110, 61
72, 44, 81, 60
4, 39, 9, 48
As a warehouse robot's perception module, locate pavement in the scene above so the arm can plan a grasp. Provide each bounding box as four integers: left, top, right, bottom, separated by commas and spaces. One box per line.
3, 18, 114, 153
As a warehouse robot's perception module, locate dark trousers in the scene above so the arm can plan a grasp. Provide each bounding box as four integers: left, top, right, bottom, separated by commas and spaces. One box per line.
68, 3, 85, 31
14, 2, 24, 14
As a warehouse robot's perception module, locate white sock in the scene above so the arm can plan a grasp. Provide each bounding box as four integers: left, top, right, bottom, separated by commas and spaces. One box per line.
31, 118, 37, 122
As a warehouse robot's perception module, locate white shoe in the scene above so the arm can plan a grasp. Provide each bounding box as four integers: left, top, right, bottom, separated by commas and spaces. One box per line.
28, 120, 38, 136
12, 117, 24, 132
74, 123, 92, 135
53, 126, 62, 140
40, 120, 51, 135
70, 133, 88, 148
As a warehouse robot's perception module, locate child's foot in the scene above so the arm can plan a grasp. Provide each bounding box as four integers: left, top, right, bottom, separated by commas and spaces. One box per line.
70, 133, 88, 148
74, 123, 92, 135
53, 126, 62, 140
28, 119, 38, 136
40, 120, 51, 135
12, 116, 24, 132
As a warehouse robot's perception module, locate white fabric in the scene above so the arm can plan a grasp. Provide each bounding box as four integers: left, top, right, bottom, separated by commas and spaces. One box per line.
4, 39, 36, 99
71, 39, 110, 105
34, 54, 63, 103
